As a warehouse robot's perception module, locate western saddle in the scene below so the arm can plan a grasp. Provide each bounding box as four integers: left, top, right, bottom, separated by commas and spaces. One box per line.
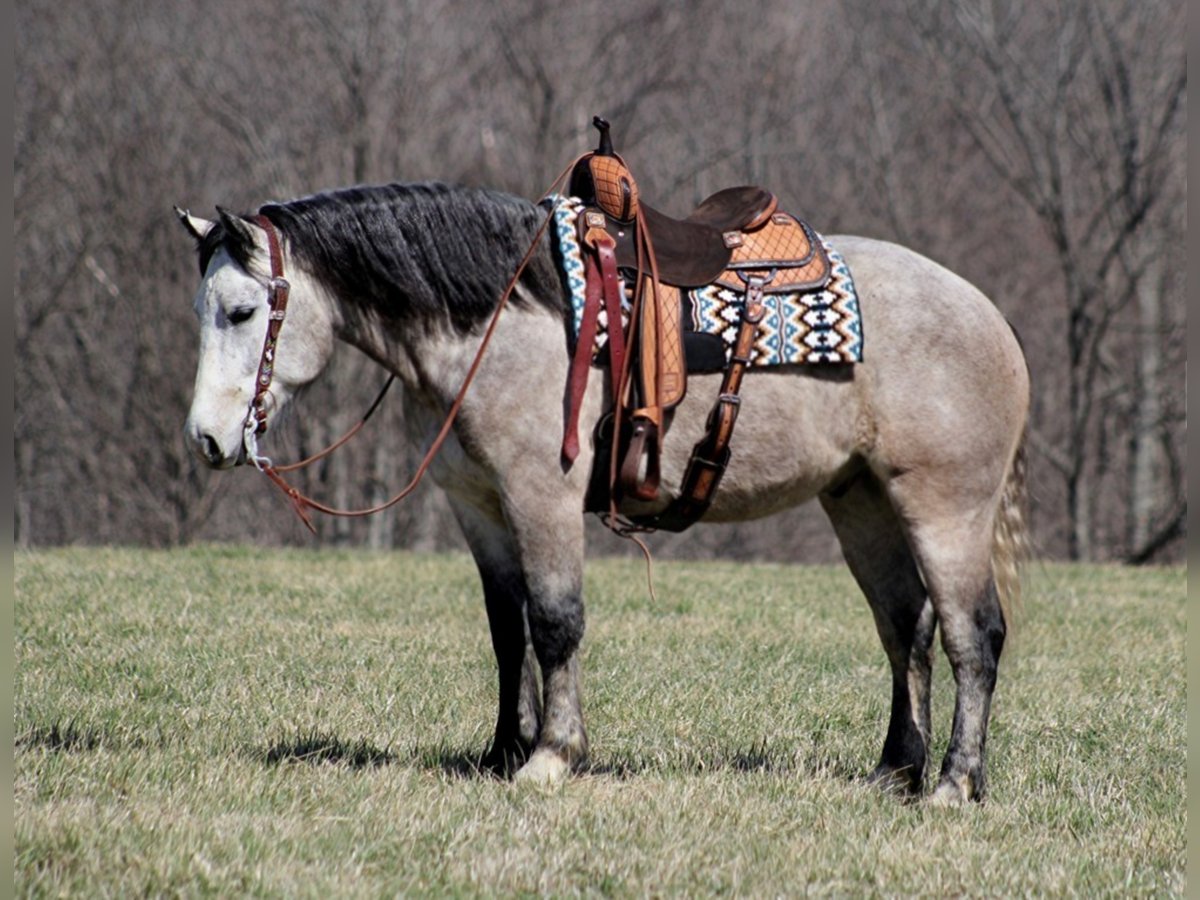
564, 117, 831, 532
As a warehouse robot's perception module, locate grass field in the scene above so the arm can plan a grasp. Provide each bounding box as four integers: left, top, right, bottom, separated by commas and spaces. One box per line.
15, 547, 1185, 896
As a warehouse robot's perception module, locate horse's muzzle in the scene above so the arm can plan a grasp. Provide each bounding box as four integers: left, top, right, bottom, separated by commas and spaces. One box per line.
187, 424, 243, 470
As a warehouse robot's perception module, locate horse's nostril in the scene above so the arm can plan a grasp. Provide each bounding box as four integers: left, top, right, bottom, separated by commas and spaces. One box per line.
201, 434, 224, 466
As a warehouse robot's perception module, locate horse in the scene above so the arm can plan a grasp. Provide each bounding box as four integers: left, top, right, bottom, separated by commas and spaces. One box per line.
177, 180, 1029, 803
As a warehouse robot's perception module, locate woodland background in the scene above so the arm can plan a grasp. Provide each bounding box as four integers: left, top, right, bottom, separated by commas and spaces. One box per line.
15, 0, 1186, 563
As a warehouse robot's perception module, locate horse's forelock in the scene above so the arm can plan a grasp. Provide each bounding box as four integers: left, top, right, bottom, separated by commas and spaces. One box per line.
196, 215, 256, 277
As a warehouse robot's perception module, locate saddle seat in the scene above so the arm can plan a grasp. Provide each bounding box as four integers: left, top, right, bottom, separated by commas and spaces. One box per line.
613, 187, 777, 287
568, 130, 779, 287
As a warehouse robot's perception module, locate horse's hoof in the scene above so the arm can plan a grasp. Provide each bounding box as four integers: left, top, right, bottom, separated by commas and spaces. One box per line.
513, 749, 570, 785
481, 744, 530, 777
867, 764, 921, 798
929, 775, 974, 806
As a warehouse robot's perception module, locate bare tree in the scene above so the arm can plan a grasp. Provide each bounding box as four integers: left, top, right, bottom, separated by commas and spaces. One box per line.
14, 0, 1185, 562
896, 0, 1186, 560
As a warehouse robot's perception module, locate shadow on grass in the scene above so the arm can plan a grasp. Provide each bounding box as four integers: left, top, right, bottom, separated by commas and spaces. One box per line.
16, 719, 163, 753
256, 728, 498, 779
258, 728, 398, 770
17, 720, 108, 753
254, 730, 870, 788
584, 739, 865, 785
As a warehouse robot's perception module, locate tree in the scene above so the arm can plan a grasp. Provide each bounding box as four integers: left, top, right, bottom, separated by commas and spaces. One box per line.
900, 0, 1186, 560
14, 0, 1186, 563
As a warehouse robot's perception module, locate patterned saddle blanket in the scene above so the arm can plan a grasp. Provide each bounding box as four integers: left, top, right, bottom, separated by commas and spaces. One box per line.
549, 196, 863, 370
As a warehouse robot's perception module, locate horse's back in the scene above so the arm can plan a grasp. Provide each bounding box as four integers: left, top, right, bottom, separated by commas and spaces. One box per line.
831, 234, 1022, 364
649, 234, 1028, 522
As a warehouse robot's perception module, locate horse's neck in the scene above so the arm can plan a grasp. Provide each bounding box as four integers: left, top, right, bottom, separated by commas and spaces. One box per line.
319, 279, 468, 405
303, 225, 563, 408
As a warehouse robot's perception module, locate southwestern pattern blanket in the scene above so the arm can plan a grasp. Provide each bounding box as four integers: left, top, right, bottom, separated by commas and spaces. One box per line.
549, 195, 863, 368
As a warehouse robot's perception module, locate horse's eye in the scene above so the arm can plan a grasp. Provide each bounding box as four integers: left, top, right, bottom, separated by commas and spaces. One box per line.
227, 307, 255, 326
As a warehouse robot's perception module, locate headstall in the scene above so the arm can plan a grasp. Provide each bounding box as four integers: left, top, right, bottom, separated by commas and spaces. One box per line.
242, 214, 290, 467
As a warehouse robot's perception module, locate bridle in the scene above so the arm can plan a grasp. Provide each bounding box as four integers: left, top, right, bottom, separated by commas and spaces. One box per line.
241, 214, 291, 467
240, 214, 396, 478
234, 162, 576, 532
229, 158, 659, 594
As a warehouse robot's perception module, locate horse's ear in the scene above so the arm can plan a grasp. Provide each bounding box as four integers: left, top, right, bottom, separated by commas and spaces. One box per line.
175, 206, 215, 242
215, 206, 257, 253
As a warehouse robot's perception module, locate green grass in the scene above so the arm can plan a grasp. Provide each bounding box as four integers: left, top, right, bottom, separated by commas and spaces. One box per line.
15, 547, 1185, 896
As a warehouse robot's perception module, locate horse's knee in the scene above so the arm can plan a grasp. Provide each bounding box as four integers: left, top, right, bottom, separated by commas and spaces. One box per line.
526, 589, 585, 670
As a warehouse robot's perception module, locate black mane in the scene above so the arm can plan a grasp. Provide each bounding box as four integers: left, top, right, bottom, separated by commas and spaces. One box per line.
200, 182, 566, 334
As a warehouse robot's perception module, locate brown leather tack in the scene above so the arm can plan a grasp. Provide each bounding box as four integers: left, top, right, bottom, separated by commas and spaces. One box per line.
565, 117, 829, 533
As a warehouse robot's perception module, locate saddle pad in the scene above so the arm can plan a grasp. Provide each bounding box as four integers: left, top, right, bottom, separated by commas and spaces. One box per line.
548, 196, 863, 367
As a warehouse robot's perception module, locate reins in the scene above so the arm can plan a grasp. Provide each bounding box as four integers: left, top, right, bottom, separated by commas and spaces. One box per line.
244, 160, 580, 533
243, 156, 660, 597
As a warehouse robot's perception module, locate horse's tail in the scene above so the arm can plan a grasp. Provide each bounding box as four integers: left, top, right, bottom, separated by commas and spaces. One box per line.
992, 431, 1030, 627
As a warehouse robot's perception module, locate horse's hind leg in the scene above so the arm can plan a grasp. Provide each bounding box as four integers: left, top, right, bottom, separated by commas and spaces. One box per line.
821, 471, 936, 796
450, 499, 542, 773
887, 475, 1007, 804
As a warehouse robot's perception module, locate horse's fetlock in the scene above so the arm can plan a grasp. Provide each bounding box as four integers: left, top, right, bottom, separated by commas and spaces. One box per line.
930, 771, 981, 805
517, 707, 541, 748
538, 723, 588, 766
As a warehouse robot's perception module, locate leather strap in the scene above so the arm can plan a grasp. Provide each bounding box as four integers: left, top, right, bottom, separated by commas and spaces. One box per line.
562, 226, 626, 463
247, 215, 290, 438
618, 217, 665, 501
595, 233, 627, 402
636, 278, 767, 532
562, 248, 604, 462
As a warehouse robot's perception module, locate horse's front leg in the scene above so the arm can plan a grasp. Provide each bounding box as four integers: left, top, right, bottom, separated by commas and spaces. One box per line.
507, 498, 589, 784
450, 498, 542, 773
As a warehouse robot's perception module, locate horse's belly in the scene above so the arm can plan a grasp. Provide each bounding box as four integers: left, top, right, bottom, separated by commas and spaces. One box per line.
623, 369, 864, 523
699, 471, 833, 522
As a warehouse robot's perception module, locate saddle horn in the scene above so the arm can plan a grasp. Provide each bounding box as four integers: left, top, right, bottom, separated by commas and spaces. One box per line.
593, 116, 614, 156
569, 115, 639, 223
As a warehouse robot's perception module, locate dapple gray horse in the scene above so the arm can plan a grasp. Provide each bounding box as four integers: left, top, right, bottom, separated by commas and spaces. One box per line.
178, 182, 1028, 803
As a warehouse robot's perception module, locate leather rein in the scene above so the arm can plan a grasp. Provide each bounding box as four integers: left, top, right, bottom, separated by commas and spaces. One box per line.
240, 163, 577, 533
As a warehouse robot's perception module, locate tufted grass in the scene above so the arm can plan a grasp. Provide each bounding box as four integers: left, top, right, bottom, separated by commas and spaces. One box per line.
15, 547, 1185, 897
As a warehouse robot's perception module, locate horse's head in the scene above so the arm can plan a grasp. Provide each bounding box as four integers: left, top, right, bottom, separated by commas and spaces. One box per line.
177, 207, 336, 469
